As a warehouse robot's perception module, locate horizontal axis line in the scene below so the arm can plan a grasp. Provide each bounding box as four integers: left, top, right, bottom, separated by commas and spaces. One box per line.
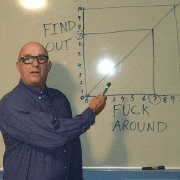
87, 94, 180, 97
84, 29, 151, 36
84, 4, 176, 11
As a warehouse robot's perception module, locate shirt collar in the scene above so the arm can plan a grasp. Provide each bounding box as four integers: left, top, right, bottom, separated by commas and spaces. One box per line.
19, 79, 49, 97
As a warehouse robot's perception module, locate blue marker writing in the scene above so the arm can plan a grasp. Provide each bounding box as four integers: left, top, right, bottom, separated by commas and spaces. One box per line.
142, 166, 165, 170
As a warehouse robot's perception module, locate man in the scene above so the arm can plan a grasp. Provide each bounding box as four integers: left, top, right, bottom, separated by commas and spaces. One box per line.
0, 41, 107, 180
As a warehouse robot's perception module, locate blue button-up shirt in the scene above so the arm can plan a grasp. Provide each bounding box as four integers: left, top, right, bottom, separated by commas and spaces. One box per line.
0, 80, 95, 180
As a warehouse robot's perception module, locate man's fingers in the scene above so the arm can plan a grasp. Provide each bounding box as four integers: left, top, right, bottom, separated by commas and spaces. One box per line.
89, 93, 107, 116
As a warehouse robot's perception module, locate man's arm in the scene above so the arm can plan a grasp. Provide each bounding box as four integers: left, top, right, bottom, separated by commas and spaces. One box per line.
0, 93, 107, 149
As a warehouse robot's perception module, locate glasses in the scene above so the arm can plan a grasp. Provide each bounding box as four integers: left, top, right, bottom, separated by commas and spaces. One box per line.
19, 56, 49, 64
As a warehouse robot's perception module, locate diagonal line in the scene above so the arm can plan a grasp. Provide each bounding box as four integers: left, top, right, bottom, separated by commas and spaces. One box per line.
153, 3, 180, 30
88, 30, 152, 95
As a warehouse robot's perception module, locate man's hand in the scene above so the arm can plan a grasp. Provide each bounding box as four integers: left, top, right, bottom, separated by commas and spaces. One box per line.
89, 93, 107, 116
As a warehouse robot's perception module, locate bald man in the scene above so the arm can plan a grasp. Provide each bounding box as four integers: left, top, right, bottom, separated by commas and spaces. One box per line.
0, 42, 107, 180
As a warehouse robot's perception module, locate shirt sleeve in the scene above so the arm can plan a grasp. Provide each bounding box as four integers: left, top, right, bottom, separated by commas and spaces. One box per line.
0, 97, 95, 148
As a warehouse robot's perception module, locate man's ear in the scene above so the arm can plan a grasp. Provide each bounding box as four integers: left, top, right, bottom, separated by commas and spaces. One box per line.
16, 61, 20, 72
48, 61, 52, 72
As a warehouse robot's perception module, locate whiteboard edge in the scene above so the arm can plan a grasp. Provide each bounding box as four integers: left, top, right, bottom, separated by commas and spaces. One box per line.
83, 167, 180, 171
0, 166, 180, 172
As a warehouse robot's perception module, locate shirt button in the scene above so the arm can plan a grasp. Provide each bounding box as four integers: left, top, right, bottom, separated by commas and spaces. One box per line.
82, 130, 85, 132
64, 149, 67, 153
64, 166, 67, 169
49, 103, 51, 106
54, 118, 57, 121
39, 97, 42, 99
40, 91, 43, 94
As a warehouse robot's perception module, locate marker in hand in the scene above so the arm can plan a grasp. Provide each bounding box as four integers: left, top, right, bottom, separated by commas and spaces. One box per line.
103, 82, 111, 95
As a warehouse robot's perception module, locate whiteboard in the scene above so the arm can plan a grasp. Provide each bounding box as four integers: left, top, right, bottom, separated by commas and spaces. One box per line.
0, 0, 180, 170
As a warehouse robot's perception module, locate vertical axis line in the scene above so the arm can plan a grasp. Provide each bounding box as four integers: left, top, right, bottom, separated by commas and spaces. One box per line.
152, 28, 156, 95
173, 5, 180, 75
82, 7, 88, 96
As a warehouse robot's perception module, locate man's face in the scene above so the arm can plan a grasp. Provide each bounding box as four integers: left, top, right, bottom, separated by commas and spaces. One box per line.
16, 42, 52, 88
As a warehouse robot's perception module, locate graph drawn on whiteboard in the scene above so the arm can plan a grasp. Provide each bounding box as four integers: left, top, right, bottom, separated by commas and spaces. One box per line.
78, 3, 180, 101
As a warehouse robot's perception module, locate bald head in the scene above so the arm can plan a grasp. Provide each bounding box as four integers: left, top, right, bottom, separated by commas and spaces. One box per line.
16, 41, 52, 88
18, 41, 48, 60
